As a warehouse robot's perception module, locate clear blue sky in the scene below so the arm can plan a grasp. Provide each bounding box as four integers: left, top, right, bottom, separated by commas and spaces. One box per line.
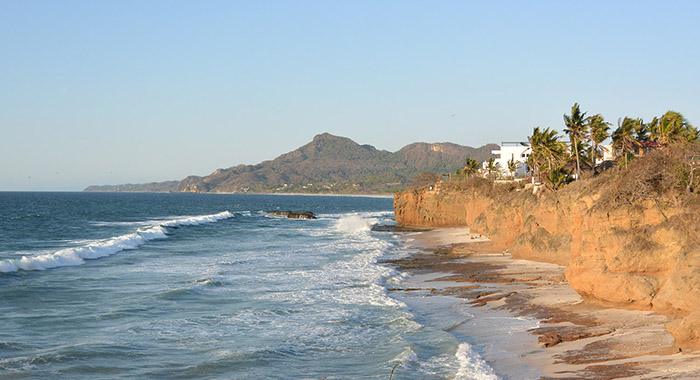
2, 0, 699, 191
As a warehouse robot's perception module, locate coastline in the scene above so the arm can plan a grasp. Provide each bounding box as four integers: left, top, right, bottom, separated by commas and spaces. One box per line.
388, 227, 700, 379
80, 190, 395, 198
233, 192, 395, 198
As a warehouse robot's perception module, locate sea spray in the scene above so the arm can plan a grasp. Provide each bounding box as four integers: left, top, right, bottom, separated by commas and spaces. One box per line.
334, 214, 375, 234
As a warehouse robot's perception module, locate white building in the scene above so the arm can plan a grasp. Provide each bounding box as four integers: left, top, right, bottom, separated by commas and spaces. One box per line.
600, 143, 614, 162
491, 142, 530, 176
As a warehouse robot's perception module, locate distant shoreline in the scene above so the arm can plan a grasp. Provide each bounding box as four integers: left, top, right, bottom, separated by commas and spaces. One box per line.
224, 192, 394, 198
79, 190, 396, 198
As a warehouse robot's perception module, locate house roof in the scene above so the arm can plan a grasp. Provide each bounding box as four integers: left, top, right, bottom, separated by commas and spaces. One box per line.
640, 141, 664, 148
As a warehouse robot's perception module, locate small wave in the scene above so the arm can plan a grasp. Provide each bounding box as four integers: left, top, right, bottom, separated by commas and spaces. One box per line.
454, 342, 499, 380
193, 277, 228, 287
89, 220, 151, 227
0, 211, 233, 273
444, 319, 469, 332
13, 213, 42, 220
157, 211, 234, 227
393, 345, 418, 363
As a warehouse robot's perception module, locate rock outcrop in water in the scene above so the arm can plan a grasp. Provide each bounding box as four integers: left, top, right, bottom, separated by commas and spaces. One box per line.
394, 145, 700, 349
266, 211, 317, 220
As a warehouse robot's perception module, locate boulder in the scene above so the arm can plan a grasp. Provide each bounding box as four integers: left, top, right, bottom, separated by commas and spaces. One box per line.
667, 312, 700, 349
266, 211, 317, 220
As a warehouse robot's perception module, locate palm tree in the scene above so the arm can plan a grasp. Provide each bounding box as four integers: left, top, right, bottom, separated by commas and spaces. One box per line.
527, 126, 567, 182
586, 114, 610, 175
650, 111, 699, 145
507, 158, 517, 179
572, 139, 591, 169
635, 119, 650, 143
563, 103, 588, 179
486, 157, 498, 179
458, 157, 480, 178
612, 117, 643, 169
546, 166, 574, 190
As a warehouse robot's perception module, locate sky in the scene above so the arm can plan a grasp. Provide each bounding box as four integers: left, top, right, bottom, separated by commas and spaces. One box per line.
1, 1, 699, 191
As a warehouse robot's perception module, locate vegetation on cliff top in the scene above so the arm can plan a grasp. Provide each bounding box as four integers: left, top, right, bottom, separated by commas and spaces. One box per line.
410, 102, 700, 212
451, 104, 697, 193
591, 142, 700, 208
411, 141, 700, 214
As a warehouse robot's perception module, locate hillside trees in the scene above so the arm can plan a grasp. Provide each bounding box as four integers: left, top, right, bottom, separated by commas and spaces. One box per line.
409, 171, 439, 188
522, 106, 697, 190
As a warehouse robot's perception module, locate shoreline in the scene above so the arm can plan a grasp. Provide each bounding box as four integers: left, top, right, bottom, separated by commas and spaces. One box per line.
78, 190, 395, 198
388, 227, 700, 379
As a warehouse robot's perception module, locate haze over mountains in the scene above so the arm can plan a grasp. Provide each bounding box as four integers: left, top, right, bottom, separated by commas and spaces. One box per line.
85, 133, 497, 194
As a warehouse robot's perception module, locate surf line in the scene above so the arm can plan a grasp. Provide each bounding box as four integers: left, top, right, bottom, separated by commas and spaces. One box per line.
0, 211, 234, 273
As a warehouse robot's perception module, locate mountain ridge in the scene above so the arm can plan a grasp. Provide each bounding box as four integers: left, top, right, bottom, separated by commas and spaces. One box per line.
85, 133, 498, 194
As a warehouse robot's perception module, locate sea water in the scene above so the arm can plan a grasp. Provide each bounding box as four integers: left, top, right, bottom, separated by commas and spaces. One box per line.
0, 192, 537, 379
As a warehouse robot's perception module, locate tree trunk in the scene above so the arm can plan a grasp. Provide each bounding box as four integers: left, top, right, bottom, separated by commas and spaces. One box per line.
591, 143, 598, 176
574, 136, 581, 179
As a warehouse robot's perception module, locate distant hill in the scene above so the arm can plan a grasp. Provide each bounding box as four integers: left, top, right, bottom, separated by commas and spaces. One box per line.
84, 181, 181, 193
84, 133, 498, 194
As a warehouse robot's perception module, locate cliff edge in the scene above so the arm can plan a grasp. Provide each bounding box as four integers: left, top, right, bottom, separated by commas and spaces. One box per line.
394, 144, 700, 349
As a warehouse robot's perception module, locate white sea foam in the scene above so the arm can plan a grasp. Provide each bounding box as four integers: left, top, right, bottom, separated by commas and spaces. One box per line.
334, 215, 374, 234
454, 342, 499, 380
258, 212, 405, 310
0, 211, 233, 273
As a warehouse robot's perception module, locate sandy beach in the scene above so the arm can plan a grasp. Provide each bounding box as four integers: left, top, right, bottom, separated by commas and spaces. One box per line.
388, 227, 700, 379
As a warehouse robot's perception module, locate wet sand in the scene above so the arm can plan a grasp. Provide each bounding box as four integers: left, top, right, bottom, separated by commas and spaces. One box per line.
387, 227, 700, 379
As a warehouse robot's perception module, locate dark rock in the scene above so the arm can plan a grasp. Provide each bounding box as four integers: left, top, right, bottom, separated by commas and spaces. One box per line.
287, 211, 316, 219
266, 211, 317, 220
539, 333, 563, 348
371, 224, 432, 232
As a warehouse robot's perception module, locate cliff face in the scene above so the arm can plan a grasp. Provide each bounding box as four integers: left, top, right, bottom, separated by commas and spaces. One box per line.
394, 180, 700, 348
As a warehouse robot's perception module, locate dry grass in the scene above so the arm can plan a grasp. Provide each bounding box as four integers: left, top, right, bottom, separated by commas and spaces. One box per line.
433, 177, 527, 199
570, 142, 700, 210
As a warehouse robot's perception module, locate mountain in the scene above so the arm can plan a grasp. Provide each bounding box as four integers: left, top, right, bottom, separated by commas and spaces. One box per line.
84, 133, 498, 194
83, 181, 181, 193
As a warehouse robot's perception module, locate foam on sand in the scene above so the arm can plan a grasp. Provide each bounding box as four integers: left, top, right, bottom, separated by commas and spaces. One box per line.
454, 342, 499, 380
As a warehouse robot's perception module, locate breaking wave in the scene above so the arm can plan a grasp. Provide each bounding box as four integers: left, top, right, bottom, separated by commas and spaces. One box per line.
0, 211, 233, 273
454, 342, 499, 380
334, 214, 375, 234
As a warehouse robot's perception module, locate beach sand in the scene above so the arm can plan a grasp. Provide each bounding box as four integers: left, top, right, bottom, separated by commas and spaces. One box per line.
388, 227, 700, 379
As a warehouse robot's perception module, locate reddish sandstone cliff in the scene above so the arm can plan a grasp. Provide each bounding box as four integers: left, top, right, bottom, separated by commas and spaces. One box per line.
394, 172, 700, 348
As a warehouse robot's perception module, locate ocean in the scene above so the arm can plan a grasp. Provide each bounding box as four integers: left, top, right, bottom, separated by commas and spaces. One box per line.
0, 192, 540, 379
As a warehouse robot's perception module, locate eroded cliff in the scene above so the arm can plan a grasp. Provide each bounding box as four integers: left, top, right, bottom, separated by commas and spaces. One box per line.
394, 146, 700, 349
